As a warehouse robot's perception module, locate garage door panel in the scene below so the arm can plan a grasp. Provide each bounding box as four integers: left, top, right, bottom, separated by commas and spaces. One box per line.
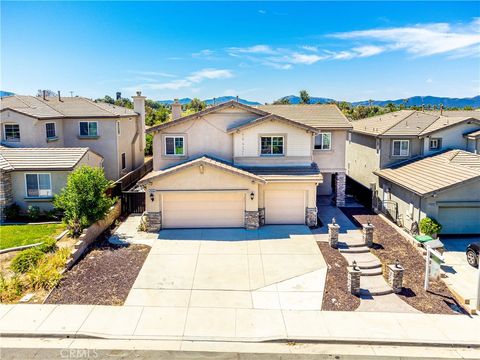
438, 207, 480, 235
265, 190, 305, 225
162, 192, 245, 228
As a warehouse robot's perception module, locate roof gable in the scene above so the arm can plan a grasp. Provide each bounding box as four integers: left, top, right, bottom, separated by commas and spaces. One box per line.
226, 114, 318, 134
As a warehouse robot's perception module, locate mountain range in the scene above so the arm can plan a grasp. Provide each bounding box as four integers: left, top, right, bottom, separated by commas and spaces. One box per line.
158, 96, 261, 106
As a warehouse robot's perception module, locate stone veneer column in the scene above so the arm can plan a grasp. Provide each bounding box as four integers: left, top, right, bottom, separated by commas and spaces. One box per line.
362, 223, 375, 247
258, 208, 265, 226
347, 265, 361, 296
244, 211, 259, 230
305, 207, 318, 227
328, 222, 340, 249
387, 263, 404, 293
336, 172, 346, 207
145, 211, 162, 232
0, 171, 14, 221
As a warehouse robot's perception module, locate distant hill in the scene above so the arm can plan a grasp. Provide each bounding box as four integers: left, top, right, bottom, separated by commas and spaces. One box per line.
158, 96, 261, 106
0, 90, 14, 98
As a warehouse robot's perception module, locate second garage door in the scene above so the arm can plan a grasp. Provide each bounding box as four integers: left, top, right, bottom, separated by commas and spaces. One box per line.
265, 190, 305, 224
162, 192, 245, 228
437, 206, 480, 235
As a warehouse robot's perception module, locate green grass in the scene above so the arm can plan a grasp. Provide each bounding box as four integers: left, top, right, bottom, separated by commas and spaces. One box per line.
0, 224, 65, 250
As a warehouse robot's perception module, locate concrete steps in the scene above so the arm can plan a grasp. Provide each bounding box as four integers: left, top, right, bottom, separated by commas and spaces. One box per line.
339, 246, 370, 254
360, 266, 383, 276
360, 275, 394, 296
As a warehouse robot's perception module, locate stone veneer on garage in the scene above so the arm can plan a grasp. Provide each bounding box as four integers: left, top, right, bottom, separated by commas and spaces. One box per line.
305, 207, 318, 227
145, 211, 162, 232
336, 172, 346, 207
0, 172, 13, 221
244, 210, 260, 230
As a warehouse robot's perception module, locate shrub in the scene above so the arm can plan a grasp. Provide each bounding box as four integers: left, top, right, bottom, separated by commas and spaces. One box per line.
419, 217, 442, 236
38, 238, 57, 253
27, 206, 41, 220
54, 166, 116, 236
0, 274, 25, 302
26, 248, 69, 290
4, 203, 21, 220
10, 248, 44, 273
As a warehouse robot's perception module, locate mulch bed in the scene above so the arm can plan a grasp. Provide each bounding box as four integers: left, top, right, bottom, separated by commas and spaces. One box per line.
318, 242, 360, 311
340, 207, 464, 315
45, 240, 150, 305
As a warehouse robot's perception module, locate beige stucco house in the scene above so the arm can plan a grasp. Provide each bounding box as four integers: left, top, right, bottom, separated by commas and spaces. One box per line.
346, 110, 480, 234
0, 147, 103, 215
0, 93, 146, 180
139, 100, 351, 230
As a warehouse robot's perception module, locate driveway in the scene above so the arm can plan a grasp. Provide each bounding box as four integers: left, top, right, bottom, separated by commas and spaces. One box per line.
441, 236, 479, 309
125, 225, 327, 312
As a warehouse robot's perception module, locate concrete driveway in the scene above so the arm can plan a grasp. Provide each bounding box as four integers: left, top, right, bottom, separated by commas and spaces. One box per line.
441, 236, 479, 309
125, 225, 327, 312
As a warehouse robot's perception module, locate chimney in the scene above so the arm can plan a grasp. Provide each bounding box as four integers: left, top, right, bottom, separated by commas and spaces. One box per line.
43, 90, 46, 100
172, 99, 182, 120
116, 92, 121, 101
58, 91, 62, 102
236, 95, 239, 102
132, 90, 146, 154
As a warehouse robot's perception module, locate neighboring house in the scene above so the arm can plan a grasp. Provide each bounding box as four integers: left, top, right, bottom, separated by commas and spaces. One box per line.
346, 110, 480, 194
139, 100, 351, 231
0, 92, 146, 180
0, 147, 103, 216
374, 150, 480, 235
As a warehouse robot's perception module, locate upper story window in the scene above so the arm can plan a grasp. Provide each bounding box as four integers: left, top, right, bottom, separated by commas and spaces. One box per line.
25, 173, 52, 198
3, 124, 20, 141
45, 122, 57, 139
392, 140, 409, 157
261, 136, 284, 155
314, 133, 331, 150
79, 121, 98, 137
165, 136, 184, 156
429, 138, 441, 150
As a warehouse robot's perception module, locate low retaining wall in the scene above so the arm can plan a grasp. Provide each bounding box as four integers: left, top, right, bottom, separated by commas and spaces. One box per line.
66, 201, 121, 269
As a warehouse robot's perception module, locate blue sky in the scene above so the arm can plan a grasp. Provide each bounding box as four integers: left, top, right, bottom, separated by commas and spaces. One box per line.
2, 1, 479, 102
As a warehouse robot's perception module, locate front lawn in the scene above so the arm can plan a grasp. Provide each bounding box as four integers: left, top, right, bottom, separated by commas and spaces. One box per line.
0, 223, 65, 250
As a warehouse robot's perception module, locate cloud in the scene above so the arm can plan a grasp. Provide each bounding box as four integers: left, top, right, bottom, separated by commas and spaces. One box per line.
290, 53, 325, 64
228, 45, 276, 54
426, 78, 434, 83
192, 49, 215, 58
331, 19, 480, 57
353, 45, 385, 57
301, 45, 318, 52
258, 10, 266, 14
128, 68, 234, 91
128, 70, 175, 78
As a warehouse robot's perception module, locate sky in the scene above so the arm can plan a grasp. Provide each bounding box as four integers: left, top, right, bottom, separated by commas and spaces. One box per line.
1, 1, 480, 103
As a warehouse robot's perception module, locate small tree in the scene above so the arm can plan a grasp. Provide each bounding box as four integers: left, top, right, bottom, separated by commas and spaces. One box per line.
186, 98, 207, 113
299, 90, 310, 104
54, 166, 115, 236
419, 217, 442, 236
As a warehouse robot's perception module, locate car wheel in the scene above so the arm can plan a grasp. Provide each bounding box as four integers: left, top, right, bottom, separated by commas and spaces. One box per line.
466, 250, 478, 268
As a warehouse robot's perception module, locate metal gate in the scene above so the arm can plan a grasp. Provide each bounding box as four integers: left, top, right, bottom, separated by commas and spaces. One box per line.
122, 191, 145, 215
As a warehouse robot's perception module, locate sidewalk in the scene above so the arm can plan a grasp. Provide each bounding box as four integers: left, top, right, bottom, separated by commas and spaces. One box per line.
1, 304, 479, 346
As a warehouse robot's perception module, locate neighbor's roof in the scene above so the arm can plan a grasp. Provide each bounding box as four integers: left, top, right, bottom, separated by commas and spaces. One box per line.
426, 110, 480, 119
0, 147, 100, 171
227, 114, 318, 133
0, 95, 137, 119
256, 104, 352, 129
374, 150, 480, 196
138, 155, 266, 184
351, 110, 477, 137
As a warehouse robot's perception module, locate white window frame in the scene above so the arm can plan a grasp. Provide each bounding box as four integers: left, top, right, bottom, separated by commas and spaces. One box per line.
121, 152, 126, 170
407, 202, 414, 219
79, 121, 99, 137
24, 173, 52, 198
314, 132, 332, 150
429, 138, 440, 150
45, 122, 57, 139
260, 135, 285, 156
3, 123, 20, 141
164, 136, 185, 156
392, 139, 410, 157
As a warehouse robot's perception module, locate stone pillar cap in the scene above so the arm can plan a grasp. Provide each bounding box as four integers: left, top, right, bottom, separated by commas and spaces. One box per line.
328, 223, 340, 228
347, 266, 362, 273
388, 264, 404, 271
362, 223, 375, 228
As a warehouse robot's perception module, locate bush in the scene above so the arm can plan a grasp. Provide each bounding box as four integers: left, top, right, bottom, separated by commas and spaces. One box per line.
27, 206, 41, 220
54, 166, 116, 236
10, 248, 44, 273
26, 248, 69, 290
38, 238, 57, 253
4, 203, 20, 220
0, 274, 25, 302
419, 217, 442, 236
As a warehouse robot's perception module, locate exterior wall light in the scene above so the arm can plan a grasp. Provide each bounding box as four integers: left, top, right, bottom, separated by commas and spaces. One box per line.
199, 164, 204, 174
150, 192, 155, 202
250, 192, 255, 200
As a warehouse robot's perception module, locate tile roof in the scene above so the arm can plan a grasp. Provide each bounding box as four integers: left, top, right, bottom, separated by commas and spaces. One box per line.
227, 114, 318, 133
256, 104, 352, 129
464, 129, 480, 139
426, 110, 480, 119
374, 150, 480, 196
0, 95, 137, 119
0, 147, 96, 171
240, 163, 322, 181
351, 110, 477, 137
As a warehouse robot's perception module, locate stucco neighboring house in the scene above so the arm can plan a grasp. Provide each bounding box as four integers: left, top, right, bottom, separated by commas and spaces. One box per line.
139, 100, 351, 231
0, 147, 103, 216
346, 110, 480, 200
374, 150, 480, 235
0, 92, 146, 180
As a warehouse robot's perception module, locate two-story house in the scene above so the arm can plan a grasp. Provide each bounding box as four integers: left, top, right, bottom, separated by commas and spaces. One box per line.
0, 92, 146, 180
346, 110, 480, 234
139, 100, 351, 231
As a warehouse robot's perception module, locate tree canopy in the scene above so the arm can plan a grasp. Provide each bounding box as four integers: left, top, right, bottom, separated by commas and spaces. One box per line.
299, 90, 310, 104
186, 98, 207, 112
